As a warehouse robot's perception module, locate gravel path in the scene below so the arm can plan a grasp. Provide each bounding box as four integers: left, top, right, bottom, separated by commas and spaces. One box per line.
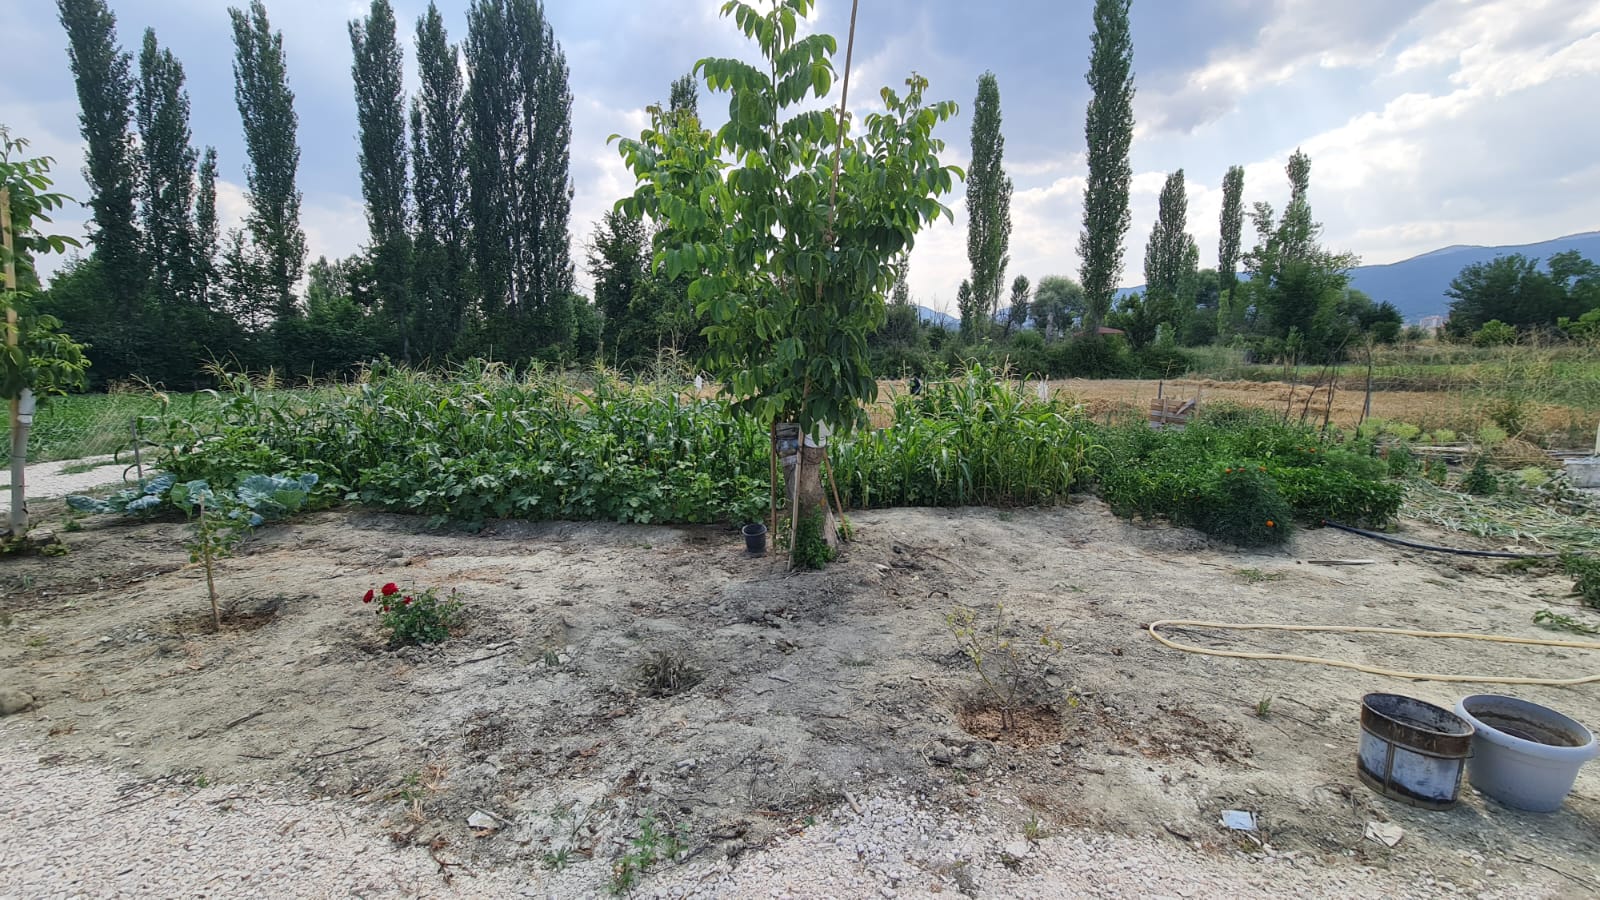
1, 456, 127, 518
0, 738, 521, 899
0, 735, 1544, 899
651, 789, 1527, 900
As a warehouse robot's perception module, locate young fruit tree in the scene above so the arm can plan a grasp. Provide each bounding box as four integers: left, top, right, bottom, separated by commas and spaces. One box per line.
2, 129, 89, 538
612, 0, 961, 560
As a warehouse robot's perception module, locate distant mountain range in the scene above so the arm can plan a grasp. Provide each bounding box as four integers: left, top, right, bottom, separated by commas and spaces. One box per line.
1344, 231, 1600, 321
916, 231, 1600, 328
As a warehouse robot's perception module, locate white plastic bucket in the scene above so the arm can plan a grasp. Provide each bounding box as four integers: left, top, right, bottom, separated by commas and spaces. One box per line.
1455, 694, 1599, 812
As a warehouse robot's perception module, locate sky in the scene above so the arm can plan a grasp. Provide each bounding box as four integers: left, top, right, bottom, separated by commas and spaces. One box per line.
4, 0, 1599, 319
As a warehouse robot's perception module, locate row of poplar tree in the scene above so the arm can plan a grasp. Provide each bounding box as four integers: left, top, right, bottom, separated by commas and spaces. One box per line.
877, 0, 1402, 378
44, 0, 583, 387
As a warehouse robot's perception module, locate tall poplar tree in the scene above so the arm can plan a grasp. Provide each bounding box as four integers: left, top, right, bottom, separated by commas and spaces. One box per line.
56, 0, 143, 312
465, 0, 517, 321
411, 2, 470, 351
1217, 164, 1245, 337
1218, 165, 1244, 292
513, 0, 575, 346
465, 0, 574, 353
136, 28, 199, 307
966, 71, 1012, 330
1076, 0, 1135, 335
349, 0, 412, 358
230, 0, 306, 328
1143, 169, 1195, 328
194, 146, 220, 304
1005, 275, 1031, 335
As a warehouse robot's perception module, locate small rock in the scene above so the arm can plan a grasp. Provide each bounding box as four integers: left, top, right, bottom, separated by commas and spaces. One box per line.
386, 548, 405, 558
952, 748, 989, 771
1004, 840, 1032, 860
0, 688, 35, 716
467, 810, 500, 831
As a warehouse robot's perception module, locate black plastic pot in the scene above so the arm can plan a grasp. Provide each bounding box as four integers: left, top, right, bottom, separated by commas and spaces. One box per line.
741, 522, 768, 555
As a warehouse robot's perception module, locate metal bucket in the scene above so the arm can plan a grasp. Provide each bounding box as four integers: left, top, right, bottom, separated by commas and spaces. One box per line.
1358, 693, 1475, 810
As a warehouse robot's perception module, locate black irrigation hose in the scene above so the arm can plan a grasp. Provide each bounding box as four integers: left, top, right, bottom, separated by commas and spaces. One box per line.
1320, 520, 1562, 559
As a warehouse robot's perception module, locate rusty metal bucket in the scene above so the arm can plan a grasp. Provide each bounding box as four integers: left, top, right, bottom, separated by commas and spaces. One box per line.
1358, 693, 1475, 810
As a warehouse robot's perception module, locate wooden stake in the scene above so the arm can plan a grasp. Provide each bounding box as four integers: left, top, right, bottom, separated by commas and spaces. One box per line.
768, 420, 778, 542
788, 443, 804, 571
3, 186, 26, 536
1360, 339, 1375, 427
822, 446, 847, 540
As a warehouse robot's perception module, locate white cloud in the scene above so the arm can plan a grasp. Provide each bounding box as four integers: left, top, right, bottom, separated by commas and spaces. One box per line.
300, 193, 368, 265
1142, 0, 1430, 134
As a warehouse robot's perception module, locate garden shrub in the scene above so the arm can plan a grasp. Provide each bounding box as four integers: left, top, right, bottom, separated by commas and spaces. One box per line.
1386, 444, 1417, 478
1095, 413, 1401, 544
1461, 457, 1500, 495
1188, 467, 1294, 547
1272, 466, 1403, 528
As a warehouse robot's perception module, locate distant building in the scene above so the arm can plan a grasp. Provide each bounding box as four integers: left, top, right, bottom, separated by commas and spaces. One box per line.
1417, 315, 1445, 334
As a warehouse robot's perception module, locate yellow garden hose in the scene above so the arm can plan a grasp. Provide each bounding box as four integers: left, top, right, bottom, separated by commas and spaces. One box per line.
1147, 620, 1600, 687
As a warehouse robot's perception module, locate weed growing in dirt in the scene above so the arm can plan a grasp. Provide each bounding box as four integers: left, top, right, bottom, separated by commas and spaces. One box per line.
1562, 554, 1600, 608
636, 649, 702, 698
1234, 568, 1283, 584
946, 602, 1064, 732
1532, 609, 1600, 636
792, 509, 836, 570
1022, 812, 1047, 841
1254, 696, 1273, 718
610, 809, 687, 895
541, 803, 599, 871
366, 583, 462, 646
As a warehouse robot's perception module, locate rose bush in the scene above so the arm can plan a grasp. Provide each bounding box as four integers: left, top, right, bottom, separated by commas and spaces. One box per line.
364, 582, 462, 646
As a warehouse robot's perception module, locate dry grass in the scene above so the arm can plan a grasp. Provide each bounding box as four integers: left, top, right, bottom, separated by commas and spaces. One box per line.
870, 377, 1593, 446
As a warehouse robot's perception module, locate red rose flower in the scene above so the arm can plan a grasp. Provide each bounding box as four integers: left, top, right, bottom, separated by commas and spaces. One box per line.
363, 589, 375, 603
403, 597, 413, 606
382, 583, 399, 596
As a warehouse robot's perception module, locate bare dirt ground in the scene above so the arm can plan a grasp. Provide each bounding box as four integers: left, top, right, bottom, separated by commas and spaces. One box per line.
3, 499, 1599, 897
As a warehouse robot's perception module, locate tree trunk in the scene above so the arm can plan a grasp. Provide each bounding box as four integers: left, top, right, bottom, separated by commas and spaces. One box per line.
779, 436, 838, 564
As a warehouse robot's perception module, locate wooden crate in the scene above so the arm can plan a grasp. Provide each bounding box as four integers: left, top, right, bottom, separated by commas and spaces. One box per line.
1149, 397, 1197, 429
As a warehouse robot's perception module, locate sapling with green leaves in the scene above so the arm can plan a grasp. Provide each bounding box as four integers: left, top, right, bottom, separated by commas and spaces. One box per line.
168, 473, 316, 630
947, 602, 1065, 732
613, 0, 961, 565
2, 128, 89, 538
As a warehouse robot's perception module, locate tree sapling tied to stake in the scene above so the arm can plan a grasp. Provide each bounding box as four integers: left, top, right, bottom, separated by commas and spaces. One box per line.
613, 0, 962, 567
